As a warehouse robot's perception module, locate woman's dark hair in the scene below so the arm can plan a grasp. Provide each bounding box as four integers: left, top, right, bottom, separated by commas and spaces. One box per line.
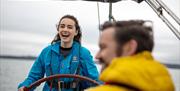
51, 15, 82, 44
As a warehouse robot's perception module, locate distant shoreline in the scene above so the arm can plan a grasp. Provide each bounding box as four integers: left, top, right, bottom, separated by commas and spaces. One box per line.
0, 55, 180, 69
0, 55, 36, 60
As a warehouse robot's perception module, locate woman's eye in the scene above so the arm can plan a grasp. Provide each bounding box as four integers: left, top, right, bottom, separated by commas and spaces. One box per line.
60, 25, 65, 28
67, 26, 73, 29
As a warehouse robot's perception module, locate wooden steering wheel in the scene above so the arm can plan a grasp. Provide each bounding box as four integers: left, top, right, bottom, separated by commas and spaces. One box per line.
23, 74, 100, 91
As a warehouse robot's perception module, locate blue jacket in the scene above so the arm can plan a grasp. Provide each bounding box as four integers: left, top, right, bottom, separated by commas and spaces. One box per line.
18, 41, 100, 91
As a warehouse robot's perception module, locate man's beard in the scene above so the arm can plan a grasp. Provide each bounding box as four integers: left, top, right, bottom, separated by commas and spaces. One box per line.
98, 46, 123, 73
101, 64, 108, 73
98, 58, 109, 73
116, 45, 123, 57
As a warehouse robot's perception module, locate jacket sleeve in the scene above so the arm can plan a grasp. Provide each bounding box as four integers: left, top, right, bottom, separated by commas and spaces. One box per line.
18, 49, 46, 89
80, 47, 102, 87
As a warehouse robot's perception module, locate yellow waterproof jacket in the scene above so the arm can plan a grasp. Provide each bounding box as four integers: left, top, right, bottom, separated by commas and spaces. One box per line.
87, 51, 174, 91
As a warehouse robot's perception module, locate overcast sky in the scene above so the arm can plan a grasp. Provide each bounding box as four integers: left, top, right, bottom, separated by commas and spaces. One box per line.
0, 0, 180, 64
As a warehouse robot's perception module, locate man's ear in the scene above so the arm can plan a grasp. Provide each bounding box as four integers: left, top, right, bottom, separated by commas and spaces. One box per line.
122, 39, 137, 56
127, 39, 137, 55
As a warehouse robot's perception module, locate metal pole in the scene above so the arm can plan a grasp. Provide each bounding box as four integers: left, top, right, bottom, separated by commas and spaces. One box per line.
97, 2, 101, 30
145, 0, 180, 40
155, 0, 180, 25
109, 0, 112, 22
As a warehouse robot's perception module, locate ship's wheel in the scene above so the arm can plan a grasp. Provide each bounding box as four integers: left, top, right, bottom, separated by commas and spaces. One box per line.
23, 74, 100, 91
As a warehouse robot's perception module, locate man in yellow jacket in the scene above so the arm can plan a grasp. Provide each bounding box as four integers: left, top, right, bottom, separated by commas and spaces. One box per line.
86, 20, 175, 91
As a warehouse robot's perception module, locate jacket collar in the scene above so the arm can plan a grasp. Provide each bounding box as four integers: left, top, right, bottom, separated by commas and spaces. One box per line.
51, 41, 80, 55
51, 41, 60, 54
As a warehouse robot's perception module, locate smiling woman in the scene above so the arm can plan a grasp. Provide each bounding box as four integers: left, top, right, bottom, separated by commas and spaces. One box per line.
52, 15, 81, 47
18, 15, 100, 91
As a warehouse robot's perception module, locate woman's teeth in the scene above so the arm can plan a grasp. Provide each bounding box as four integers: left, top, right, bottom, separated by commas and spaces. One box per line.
61, 32, 70, 37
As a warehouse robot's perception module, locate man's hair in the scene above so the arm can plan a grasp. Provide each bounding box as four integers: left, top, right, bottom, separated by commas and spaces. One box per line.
100, 21, 115, 31
100, 20, 154, 54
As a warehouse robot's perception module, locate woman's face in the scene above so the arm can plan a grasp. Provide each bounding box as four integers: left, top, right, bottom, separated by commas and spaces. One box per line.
58, 18, 78, 44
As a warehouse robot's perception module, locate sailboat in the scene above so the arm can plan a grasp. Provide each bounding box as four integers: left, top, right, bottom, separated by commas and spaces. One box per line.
1, 0, 180, 91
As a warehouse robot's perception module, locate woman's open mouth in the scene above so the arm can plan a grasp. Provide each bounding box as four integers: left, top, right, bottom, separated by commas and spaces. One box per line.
61, 31, 70, 37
